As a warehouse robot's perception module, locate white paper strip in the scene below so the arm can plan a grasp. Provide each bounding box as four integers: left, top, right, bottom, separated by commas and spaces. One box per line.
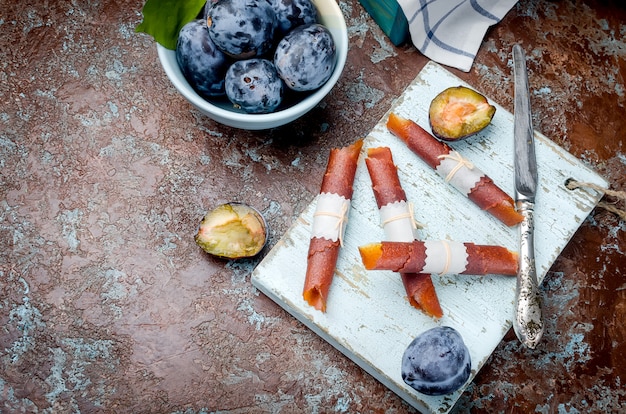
380, 200, 417, 242
422, 240, 469, 274
435, 151, 484, 195
311, 192, 350, 243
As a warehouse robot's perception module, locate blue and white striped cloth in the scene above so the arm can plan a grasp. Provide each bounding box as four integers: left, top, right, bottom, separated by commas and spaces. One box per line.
397, 0, 518, 72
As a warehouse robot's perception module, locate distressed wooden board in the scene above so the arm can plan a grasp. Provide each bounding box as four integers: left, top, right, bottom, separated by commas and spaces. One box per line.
251, 62, 608, 413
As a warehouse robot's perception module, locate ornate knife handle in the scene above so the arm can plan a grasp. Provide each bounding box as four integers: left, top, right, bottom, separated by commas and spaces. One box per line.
513, 200, 544, 349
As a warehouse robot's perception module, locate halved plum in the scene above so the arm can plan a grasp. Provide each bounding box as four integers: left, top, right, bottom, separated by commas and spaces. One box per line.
428, 86, 496, 141
195, 203, 268, 259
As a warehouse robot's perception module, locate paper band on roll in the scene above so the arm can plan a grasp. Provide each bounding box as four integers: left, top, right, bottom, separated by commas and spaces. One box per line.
422, 240, 469, 274
311, 192, 350, 245
435, 151, 484, 196
379, 200, 419, 242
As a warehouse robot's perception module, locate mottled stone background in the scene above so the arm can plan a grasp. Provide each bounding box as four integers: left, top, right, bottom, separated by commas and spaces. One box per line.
1, 0, 624, 413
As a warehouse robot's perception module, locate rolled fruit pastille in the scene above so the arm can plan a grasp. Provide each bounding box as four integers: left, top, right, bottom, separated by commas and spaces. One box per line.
303, 139, 364, 312
386, 113, 524, 227
359, 240, 519, 276
365, 147, 443, 318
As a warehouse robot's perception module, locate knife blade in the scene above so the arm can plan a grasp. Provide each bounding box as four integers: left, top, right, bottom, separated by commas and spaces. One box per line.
512, 44, 544, 349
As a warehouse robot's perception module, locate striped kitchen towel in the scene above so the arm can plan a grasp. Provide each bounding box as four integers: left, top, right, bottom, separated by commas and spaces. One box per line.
397, 0, 518, 72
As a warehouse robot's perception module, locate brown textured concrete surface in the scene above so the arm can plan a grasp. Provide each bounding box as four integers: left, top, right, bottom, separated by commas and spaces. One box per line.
1, 0, 625, 413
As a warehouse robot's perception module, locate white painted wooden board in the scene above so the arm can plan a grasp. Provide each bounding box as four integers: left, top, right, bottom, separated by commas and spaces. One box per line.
251, 62, 608, 413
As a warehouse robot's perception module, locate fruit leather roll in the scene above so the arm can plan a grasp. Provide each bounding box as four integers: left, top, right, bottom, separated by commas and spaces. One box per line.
365, 147, 443, 318
303, 139, 364, 312
386, 113, 524, 227
359, 240, 518, 276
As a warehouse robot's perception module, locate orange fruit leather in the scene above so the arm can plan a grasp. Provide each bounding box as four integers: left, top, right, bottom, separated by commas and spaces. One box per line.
469, 178, 523, 226
303, 238, 341, 312
302, 139, 363, 312
364, 145, 443, 319
388, 112, 524, 227
463, 244, 518, 276
358, 243, 383, 270
401, 273, 444, 318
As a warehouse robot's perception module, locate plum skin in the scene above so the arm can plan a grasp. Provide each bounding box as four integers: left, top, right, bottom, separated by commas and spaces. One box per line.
274, 23, 336, 92
207, 0, 277, 59
401, 326, 471, 396
177, 1, 336, 114
225, 58, 284, 114
176, 19, 230, 98
271, 0, 319, 35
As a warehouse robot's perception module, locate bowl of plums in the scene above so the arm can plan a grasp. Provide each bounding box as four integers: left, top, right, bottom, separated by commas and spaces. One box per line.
156, 0, 349, 130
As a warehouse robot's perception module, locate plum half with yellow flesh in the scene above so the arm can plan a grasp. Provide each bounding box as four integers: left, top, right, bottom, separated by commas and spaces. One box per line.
428, 86, 496, 141
195, 203, 268, 259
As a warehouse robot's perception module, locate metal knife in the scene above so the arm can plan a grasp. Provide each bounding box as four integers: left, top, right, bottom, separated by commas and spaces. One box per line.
512, 44, 544, 349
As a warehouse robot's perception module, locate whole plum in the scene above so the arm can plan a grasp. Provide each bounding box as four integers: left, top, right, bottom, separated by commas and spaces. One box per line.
176, 19, 230, 98
401, 326, 471, 396
202, 0, 217, 21
271, 0, 318, 35
274, 23, 336, 92
225, 59, 284, 114
207, 0, 277, 59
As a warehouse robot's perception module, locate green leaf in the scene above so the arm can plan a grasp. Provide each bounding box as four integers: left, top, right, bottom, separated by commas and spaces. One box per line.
136, 0, 207, 50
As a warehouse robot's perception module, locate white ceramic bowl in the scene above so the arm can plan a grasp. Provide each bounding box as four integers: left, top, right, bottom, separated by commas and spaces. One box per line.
157, 0, 349, 130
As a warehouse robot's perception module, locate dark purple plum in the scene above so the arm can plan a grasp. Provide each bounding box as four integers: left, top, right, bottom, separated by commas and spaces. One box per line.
207, 0, 277, 59
202, 0, 218, 21
401, 326, 471, 396
225, 59, 284, 113
176, 19, 230, 98
271, 0, 318, 35
274, 23, 336, 92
